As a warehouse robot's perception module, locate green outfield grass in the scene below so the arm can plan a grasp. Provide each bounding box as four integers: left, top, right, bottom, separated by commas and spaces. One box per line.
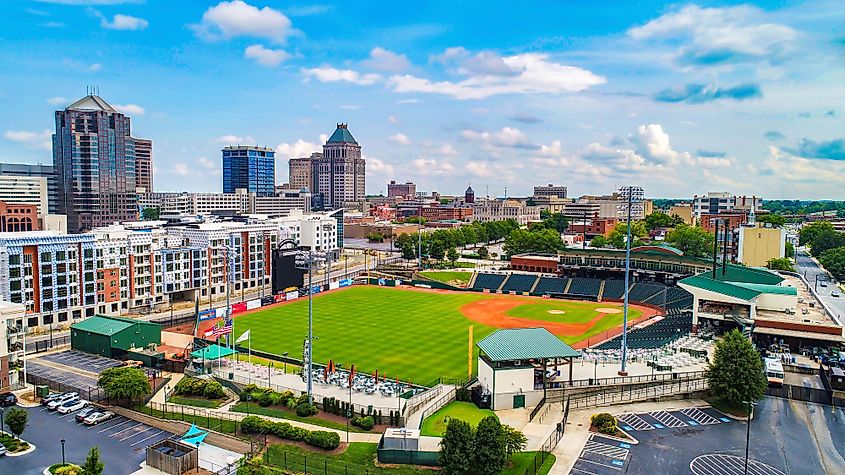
420, 401, 496, 436
231, 286, 629, 384
419, 271, 473, 285
505, 301, 640, 324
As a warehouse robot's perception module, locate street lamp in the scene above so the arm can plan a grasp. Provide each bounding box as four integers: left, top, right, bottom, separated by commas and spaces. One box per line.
61, 438, 66, 465
268, 362, 274, 388
742, 400, 758, 475
1, 407, 5, 434
296, 249, 327, 404
617, 186, 644, 376
282, 352, 288, 374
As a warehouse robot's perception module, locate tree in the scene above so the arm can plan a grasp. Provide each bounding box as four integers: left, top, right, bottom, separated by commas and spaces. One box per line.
477, 246, 489, 259
98, 366, 151, 402
439, 419, 474, 474
590, 235, 608, 248
80, 447, 104, 475
664, 224, 714, 258
503, 228, 564, 255
446, 247, 460, 266
366, 232, 384, 243
606, 221, 648, 249
643, 212, 676, 231
534, 213, 568, 233
756, 214, 786, 227
785, 241, 795, 259
429, 240, 446, 261
799, 221, 835, 246
705, 329, 767, 408
502, 425, 527, 460
809, 228, 845, 256
141, 207, 160, 221
474, 416, 507, 475
766, 257, 795, 272
819, 247, 845, 280
5, 407, 27, 439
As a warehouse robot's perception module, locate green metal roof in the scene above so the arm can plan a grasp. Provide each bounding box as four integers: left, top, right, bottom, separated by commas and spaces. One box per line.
71, 316, 134, 336
731, 282, 798, 296
678, 275, 760, 301
708, 265, 784, 285
478, 328, 580, 361
327, 125, 357, 144
190, 344, 236, 360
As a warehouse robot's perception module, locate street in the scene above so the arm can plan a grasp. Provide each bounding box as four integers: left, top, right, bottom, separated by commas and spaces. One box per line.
794, 249, 845, 322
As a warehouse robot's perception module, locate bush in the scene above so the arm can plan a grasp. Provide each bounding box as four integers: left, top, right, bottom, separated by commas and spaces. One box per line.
257, 392, 274, 407
351, 416, 374, 431
203, 381, 225, 399
591, 413, 617, 435
240, 416, 270, 434
53, 465, 81, 475
304, 430, 341, 450
295, 403, 318, 417
174, 377, 225, 400
456, 387, 470, 402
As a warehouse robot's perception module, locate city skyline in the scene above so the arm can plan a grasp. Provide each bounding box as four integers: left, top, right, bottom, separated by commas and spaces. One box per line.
0, 1, 843, 199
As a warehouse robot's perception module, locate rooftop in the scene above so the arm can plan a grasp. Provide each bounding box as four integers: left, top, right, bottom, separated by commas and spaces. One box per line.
66, 95, 118, 113
326, 123, 357, 144
72, 316, 134, 336
478, 328, 580, 361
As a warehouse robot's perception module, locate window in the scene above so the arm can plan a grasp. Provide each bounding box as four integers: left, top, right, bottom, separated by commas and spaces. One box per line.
9, 254, 20, 265
40, 252, 51, 262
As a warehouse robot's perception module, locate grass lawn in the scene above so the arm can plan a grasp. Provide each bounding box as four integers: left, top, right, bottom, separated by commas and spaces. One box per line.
231, 402, 370, 433
505, 301, 636, 324
226, 353, 301, 374
265, 442, 551, 474
706, 397, 750, 418
231, 286, 497, 384
420, 401, 496, 436
419, 271, 473, 285
168, 395, 227, 409
0, 433, 30, 453
132, 403, 240, 435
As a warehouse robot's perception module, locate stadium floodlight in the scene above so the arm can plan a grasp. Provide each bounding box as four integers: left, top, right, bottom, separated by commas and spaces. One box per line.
617, 186, 644, 376
295, 249, 327, 405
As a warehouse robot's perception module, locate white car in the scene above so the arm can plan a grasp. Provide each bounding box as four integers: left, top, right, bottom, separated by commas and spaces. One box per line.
57, 399, 88, 414
47, 394, 79, 411
83, 411, 115, 426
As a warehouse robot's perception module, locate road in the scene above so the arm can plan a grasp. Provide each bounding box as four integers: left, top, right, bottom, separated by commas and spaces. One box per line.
794, 248, 845, 322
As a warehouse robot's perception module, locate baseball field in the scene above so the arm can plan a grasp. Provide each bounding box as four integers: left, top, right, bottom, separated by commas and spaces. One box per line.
209, 285, 651, 385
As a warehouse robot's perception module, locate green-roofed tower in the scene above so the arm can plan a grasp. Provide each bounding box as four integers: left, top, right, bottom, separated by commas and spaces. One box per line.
316, 123, 365, 209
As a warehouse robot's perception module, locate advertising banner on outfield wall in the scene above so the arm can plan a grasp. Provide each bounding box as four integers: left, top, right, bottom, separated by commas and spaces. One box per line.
261, 296, 275, 306
339, 278, 352, 287
329, 281, 339, 290
286, 291, 299, 300
274, 294, 285, 303
198, 309, 217, 321
311, 285, 322, 294
246, 299, 261, 311
231, 302, 247, 314
215, 307, 227, 319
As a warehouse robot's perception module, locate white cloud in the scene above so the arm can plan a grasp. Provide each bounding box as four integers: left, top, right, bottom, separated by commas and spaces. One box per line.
438, 144, 458, 156
196, 156, 221, 176
628, 124, 683, 166
47, 96, 68, 105
3, 129, 53, 151
114, 103, 145, 115
88, 63, 102, 72
465, 160, 521, 180
362, 47, 411, 73
388, 115, 399, 124
389, 53, 605, 100
433, 47, 518, 76
396, 98, 419, 104
388, 133, 410, 145
94, 11, 148, 30
192, 0, 293, 43
340, 105, 360, 110
244, 44, 290, 67
276, 139, 321, 158
301, 67, 381, 85
172, 163, 190, 176
461, 127, 536, 149
628, 5, 797, 67
367, 156, 395, 176
216, 134, 256, 144
411, 158, 454, 176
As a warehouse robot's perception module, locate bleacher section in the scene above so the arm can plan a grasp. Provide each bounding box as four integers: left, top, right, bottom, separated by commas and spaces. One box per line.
472, 273, 507, 291
533, 277, 569, 295
602, 279, 628, 299
664, 287, 693, 310
628, 283, 665, 303
501, 274, 539, 293
566, 277, 602, 298
594, 310, 693, 350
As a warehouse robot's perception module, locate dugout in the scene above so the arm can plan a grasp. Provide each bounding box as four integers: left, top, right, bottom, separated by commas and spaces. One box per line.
477, 328, 580, 411
71, 315, 162, 359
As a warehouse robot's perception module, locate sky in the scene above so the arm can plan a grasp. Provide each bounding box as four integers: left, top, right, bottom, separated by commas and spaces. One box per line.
0, 1, 844, 199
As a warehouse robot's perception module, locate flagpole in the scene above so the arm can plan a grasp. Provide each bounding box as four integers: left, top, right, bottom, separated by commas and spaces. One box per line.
248, 330, 252, 385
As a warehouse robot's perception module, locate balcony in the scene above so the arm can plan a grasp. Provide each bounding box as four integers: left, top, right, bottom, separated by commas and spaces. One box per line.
6, 325, 25, 336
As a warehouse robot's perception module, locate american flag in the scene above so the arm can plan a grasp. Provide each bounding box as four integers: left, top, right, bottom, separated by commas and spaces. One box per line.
205, 322, 233, 339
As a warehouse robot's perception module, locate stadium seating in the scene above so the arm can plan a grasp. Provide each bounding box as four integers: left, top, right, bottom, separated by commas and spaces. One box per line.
594, 310, 693, 350
628, 283, 665, 302
501, 274, 539, 293
533, 277, 569, 295
602, 279, 628, 299
566, 277, 602, 298
472, 273, 507, 291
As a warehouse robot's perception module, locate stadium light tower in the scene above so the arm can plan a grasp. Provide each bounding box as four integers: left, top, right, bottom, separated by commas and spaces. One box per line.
618, 186, 644, 376
296, 249, 327, 404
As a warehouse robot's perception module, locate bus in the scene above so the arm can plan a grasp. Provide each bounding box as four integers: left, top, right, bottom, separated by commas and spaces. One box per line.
764, 358, 785, 386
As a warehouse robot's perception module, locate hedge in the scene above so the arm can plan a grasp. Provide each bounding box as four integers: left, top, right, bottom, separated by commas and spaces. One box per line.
240, 416, 341, 450
173, 377, 225, 400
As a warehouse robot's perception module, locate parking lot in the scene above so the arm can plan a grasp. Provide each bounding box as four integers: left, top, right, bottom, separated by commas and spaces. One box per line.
39, 350, 125, 373
26, 361, 101, 397
0, 404, 174, 475
570, 398, 845, 475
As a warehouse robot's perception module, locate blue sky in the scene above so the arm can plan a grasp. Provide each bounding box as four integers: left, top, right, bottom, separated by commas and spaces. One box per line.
1, 0, 844, 199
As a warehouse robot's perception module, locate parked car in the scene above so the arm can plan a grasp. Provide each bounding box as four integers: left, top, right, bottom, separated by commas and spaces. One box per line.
0, 444, 7, 456
41, 391, 77, 406
83, 411, 115, 426
0, 392, 17, 407
75, 406, 99, 422
820, 281, 828, 287
47, 394, 79, 411
57, 399, 88, 414
832, 291, 840, 298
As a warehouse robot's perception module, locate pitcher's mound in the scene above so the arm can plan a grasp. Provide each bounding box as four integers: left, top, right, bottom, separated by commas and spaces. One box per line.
596, 307, 622, 314
547, 310, 566, 315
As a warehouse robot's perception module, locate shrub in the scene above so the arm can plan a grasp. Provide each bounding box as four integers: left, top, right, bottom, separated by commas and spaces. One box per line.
240, 416, 269, 434
203, 381, 225, 399
295, 403, 318, 417
304, 430, 341, 450
352, 416, 374, 431
456, 387, 470, 402
591, 413, 617, 435
257, 392, 274, 407
53, 465, 81, 475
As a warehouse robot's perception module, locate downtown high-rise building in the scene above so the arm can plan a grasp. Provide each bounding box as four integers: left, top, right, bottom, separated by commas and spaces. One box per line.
52, 94, 140, 232
312, 123, 365, 209
222, 145, 275, 197
134, 137, 153, 192
0, 163, 59, 213
288, 152, 321, 191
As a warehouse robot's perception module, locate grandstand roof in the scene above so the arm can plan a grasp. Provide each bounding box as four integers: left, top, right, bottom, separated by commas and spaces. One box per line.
678, 266, 787, 301
478, 328, 580, 361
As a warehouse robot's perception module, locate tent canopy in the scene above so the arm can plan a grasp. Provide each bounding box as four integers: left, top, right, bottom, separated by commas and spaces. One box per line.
191, 344, 235, 360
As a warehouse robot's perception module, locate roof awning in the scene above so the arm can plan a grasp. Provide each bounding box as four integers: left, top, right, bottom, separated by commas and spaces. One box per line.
478, 328, 581, 362
190, 344, 235, 360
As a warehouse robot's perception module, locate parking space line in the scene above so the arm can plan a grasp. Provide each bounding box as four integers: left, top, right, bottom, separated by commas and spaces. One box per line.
578, 458, 623, 471
109, 422, 144, 437
96, 418, 131, 433
131, 430, 164, 447
119, 426, 153, 442
617, 413, 654, 431
570, 466, 599, 475
649, 411, 687, 428
680, 407, 721, 425
584, 440, 629, 459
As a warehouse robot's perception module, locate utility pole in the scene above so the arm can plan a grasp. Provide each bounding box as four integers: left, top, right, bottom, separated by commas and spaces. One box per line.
618, 186, 643, 376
